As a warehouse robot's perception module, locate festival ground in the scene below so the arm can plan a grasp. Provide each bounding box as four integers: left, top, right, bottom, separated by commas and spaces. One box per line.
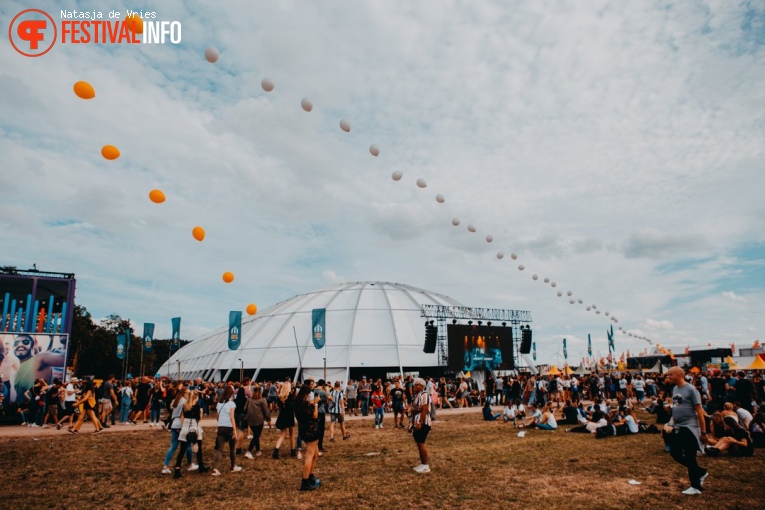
1, 405, 762, 510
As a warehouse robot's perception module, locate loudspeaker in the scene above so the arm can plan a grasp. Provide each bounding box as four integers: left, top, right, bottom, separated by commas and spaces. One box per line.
423, 325, 438, 353
520, 328, 532, 354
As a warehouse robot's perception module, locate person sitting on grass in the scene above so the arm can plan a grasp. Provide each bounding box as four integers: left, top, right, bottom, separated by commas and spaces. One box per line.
559, 400, 580, 426
483, 400, 500, 421
705, 416, 754, 457
748, 413, 765, 448
612, 406, 639, 436
534, 403, 558, 430
502, 399, 524, 424
566, 409, 607, 433
516, 403, 542, 429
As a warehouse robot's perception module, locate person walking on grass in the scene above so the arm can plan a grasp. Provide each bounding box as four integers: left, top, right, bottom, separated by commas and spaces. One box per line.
371, 385, 386, 429
162, 384, 192, 475
174, 390, 210, 477
211, 386, 242, 476
244, 386, 271, 459
273, 380, 297, 459
328, 381, 350, 441
295, 383, 322, 491
69, 379, 103, 434
664, 366, 709, 495
408, 378, 432, 473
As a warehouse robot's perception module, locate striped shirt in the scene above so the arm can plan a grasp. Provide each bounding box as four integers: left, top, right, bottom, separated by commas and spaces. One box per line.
328, 389, 345, 414
412, 390, 431, 427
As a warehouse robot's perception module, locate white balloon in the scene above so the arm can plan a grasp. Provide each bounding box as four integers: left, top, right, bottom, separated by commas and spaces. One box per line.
436, 194, 445, 203
592, 304, 597, 309
511, 253, 518, 260
369, 144, 380, 157
566, 291, 572, 296
301, 98, 313, 112
586, 306, 591, 311
544, 277, 550, 283
485, 235, 493, 243
578, 299, 583, 304
261, 78, 275, 92
557, 291, 563, 297
416, 178, 427, 188
605, 311, 610, 316
467, 225, 476, 233
595, 310, 601, 314
518, 264, 525, 271
496, 252, 504, 259
551, 282, 557, 288
339, 119, 351, 132
569, 299, 575, 304
204, 47, 219, 63
532, 274, 538, 280
452, 218, 461, 226
391, 171, 403, 181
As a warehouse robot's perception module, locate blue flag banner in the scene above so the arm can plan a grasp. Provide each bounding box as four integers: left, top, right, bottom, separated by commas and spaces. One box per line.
563, 338, 568, 360
228, 311, 242, 350
171, 317, 181, 352
143, 323, 155, 354
116, 333, 126, 360
588, 334, 592, 357
312, 308, 326, 350
532, 341, 537, 361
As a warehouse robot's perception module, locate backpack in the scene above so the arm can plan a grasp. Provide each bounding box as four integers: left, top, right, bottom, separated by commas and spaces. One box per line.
429, 386, 438, 421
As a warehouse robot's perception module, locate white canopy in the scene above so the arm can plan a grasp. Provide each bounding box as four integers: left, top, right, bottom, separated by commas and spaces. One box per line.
159, 281, 463, 382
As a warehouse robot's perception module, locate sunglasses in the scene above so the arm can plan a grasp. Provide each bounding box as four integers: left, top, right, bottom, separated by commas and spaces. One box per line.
14, 338, 33, 346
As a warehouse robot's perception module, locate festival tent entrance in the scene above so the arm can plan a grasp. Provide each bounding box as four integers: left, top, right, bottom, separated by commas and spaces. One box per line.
546, 365, 561, 376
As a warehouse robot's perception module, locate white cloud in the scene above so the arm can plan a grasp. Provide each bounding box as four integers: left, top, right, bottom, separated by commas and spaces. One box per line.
644, 319, 675, 331
722, 291, 748, 303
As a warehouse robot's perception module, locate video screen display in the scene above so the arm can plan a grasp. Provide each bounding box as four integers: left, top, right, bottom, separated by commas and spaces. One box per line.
447, 324, 514, 372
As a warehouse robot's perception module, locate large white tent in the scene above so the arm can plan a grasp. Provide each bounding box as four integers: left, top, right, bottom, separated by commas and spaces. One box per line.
160, 281, 463, 383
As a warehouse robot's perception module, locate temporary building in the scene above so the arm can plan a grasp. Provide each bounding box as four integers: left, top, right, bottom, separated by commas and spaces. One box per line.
160, 281, 463, 383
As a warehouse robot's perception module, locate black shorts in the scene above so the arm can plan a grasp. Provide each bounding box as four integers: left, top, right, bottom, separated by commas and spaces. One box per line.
412, 424, 431, 443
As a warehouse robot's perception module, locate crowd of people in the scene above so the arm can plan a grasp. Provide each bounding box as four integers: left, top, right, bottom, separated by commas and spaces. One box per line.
2, 367, 763, 493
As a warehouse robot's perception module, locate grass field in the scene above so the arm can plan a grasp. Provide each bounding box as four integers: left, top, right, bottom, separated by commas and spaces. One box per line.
2, 409, 763, 510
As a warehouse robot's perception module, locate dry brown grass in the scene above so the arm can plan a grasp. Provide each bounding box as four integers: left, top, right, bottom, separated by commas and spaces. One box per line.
2, 409, 763, 510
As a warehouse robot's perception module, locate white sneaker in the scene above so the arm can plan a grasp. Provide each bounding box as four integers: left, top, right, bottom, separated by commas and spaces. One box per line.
379, 424, 383, 429
412, 464, 424, 471
211, 469, 221, 476
414, 464, 431, 473
247, 435, 253, 439
187, 463, 199, 472
244, 451, 254, 460
30, 423, 40, 428
297, 451, 303, 460
699, 472, 709, 487
682, 487, 702, 495
161, 467, 172, 475
231, 465, 243, 473
255, 451, 262, 457
375, 425, 379, 429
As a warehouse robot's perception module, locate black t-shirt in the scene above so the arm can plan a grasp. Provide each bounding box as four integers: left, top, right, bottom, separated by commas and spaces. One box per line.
136, 382, 152, 402
710, 376, 726, 397
562, 405, 579, 423
46, 386, 60, 405
390, 387, 405, 404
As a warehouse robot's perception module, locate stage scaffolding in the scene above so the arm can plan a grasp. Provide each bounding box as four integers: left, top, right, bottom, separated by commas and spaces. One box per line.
420, 305, 532, 369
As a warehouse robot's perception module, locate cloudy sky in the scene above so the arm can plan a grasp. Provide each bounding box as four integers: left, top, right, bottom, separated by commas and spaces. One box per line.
2, 0, 763, 365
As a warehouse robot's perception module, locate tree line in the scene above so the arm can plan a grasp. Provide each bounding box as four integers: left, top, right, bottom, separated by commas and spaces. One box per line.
68, 305, 189, 379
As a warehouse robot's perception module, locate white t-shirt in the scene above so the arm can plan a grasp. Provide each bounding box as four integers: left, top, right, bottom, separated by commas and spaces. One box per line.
633, 380, 645, 392
625, 414, 639, 434
543, 413, 558, 429
217, 400, 236, 427
737, 408, 754, 428
65, 383, 77, 402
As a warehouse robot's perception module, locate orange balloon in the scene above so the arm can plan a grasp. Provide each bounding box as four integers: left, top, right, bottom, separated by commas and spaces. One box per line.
125, 14, 144, 34
192, 226, 205, 241
101, 145, 120, 160
149, 189, 166, 203
246, 303, 258, 316
222, 272, 235, 284
73, 81, 95, 99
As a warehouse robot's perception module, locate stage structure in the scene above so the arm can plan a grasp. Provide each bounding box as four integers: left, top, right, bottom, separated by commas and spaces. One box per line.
420, 305, 532, 370
1, 267, 76, 336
